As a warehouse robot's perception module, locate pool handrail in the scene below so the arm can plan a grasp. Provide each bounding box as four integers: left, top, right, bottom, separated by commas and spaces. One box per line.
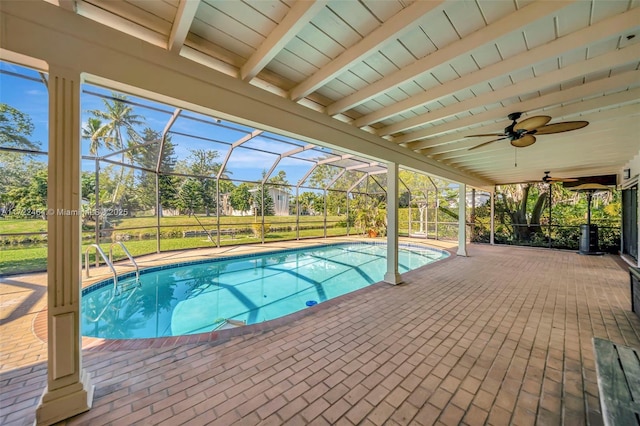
84, 244, 118, 290
109, 242, 140, 282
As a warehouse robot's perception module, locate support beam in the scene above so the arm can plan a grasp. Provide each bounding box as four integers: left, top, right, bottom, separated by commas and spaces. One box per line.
490, 190, 495, 245
394, 69, 640, 144
364, 2, 640, 130
261, 144, 316, 184
0, 0, 492, 189
36, 65, 94, 426
409, 88, 640, 151
218, 130, 263, 179
242, 0, 327, 81
380, 42, 640, 136
76, 1, 167, 48
384, 162, 402, 285
471, 188, 476, 241
46, 0, 76, 12
457, 183, 467, 257
329, 0, 578, 117
168, 0, 200, 53
291, 0, 444, 101
155, 107, 183, 252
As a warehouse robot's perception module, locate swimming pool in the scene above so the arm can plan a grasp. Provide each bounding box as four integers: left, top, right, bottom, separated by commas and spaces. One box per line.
81, 242, 449, 339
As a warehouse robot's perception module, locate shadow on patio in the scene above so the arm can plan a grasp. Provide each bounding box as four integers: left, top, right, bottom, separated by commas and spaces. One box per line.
1, 243, 638, 425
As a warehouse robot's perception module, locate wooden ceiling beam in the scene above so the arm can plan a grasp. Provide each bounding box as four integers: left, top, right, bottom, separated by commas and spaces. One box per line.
441, 122, 639, 167
241, 0, 327, 82
421, 102, 640, 159
393, 69, 640, 144
328, 0, 573, 118
408, 88, 640, 151
380, 43, 640, 136
289, 0, 444, 101
352, 6, 640, 129
168, 0, 200, 53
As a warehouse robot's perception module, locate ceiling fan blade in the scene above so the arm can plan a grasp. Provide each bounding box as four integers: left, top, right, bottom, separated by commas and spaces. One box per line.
513, 115, 551, 131
465, 133, 505, 137
468, 136, 508, 150
510, 134, 536, 147
533, 121, 589, 135
548, 177, 579, 182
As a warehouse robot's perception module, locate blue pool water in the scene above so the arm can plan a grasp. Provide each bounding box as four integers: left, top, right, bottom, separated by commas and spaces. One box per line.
81, 243, 448, 339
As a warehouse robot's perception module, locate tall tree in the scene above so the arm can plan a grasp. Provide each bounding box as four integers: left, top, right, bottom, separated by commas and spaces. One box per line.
229, 183, 251, 213
308, 164, 351, 216
175, 149, 225, 216
81, 117, 106, 155
0, 103, 39, 150
298, 191, 320, 215
0, 104, 45, 216
7, 168, 48, 219
177, 178, 203, 216
87, 94, 144, 204
251, 186, 274, 217
495, 183, 548, 241
134, 128, 179, 216
268, 170, 290, 188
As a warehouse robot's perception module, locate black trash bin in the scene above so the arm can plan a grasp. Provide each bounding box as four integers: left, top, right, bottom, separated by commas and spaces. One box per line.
579, 224, 599, 254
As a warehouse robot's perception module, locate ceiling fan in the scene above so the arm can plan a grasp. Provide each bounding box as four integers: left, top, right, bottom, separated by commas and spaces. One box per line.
540, 171, 578, 183
467, 112, 589, 150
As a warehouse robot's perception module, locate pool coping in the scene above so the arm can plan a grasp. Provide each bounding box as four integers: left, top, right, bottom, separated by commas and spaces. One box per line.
34, 242, 457, 352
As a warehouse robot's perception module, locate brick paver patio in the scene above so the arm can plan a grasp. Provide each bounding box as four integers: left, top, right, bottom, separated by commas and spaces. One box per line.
1, 242, 638, 425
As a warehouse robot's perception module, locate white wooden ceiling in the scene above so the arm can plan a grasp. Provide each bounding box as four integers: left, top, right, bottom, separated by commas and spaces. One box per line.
68, 0, 640, 185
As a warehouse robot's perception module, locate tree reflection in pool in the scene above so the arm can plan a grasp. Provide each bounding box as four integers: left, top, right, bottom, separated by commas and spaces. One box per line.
81, 243, 448, 339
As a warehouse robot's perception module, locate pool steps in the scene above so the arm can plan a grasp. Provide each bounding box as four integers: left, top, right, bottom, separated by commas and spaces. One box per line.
85, 280, 141, 323
84, 242, 140, 292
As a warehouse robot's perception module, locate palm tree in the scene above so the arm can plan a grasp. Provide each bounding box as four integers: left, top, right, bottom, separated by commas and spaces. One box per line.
81, 117, 107, 155
87, 94, 144, 203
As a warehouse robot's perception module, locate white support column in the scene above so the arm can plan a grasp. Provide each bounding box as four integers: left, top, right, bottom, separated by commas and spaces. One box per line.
36, 66, 94, 426
384, 162, 402, 285
490, 190, 495, 245
457, 183, 468, 257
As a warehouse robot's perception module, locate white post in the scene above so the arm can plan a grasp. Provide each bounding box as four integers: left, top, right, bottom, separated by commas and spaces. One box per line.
490, 190, 495, 245
36, 66, 94, 425
457, 183, 468, 257
384, 162, 402, 285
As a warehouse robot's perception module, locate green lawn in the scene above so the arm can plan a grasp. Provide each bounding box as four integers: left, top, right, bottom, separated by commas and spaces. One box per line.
0, 215, 353, 275
0, 214, 342, 230
0, 246, 48, 275
0, 218, 48, 234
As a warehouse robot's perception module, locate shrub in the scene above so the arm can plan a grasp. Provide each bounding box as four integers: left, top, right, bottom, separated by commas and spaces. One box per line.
251, 223, 271, 238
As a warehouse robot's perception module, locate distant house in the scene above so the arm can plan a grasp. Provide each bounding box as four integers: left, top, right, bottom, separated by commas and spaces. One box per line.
228, 187, 291, 216
270, 187, 289, 216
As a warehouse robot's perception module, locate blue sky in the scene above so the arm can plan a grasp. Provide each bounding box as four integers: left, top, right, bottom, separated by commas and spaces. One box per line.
0, 60, 347, 186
